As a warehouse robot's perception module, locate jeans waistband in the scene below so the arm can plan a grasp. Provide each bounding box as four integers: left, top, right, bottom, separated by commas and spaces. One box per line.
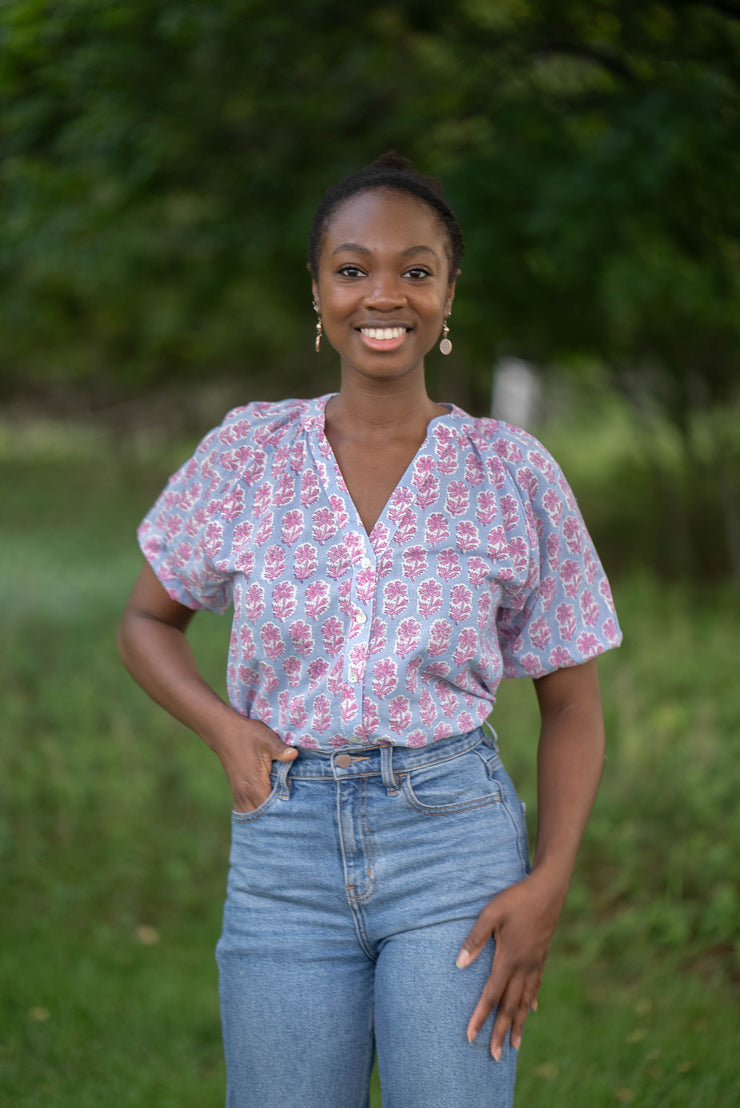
277, 724, 499, 783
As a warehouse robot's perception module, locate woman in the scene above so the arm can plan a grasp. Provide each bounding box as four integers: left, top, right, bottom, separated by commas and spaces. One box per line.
118, 154, 621, 1107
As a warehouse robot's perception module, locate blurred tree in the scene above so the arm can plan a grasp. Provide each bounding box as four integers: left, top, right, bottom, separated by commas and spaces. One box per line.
1, 0, 739, 575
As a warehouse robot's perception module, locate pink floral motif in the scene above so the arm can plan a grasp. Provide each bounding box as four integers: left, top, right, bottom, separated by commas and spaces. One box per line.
436, 445, 458, 475
412, 456, 436, 488
437, 549, 461, 581
487, 526, 508, 561
579, 590, 599, 627
427, 618, 452, 657
329, 494, 350, 530
520, 652, 545, 677
356, 567, 376, 605
253, 483, 272, 517
530, 450, 556, 484
221, 486, 245, 522
300, 470, 320, 506
456, 520, 479, 552
312, 694, 332, 733
260, 622, 285, 659
539, 575, 556, 611
402, 545, 427, 580
312, 507, 338, 545
529, 616, 551, 649
281, 509, 304, 545
373, 658, 398, 697
477, 592, 493, 629
576, 631, 600, 655
394, 512, 418, 545
445, 480, 470, 517
424, 513, 450, 546
234, 548, 255, 575
467, 557, 489, 587
308, 658, 329, 690
388, 487, 414, 520
321, 616, 344, 656
262, 545, 286, 581
388, 695, 412, 733
383, 580, 409, 618
542, 488, 563, 525
599, 577, 614, 606
416, 476, 440, 508
239, 623, 257, 657
327, 657, 343, 695
584, 546, 599, 585
549, 646, 572, 668
546, 533, 561, 571
368, 619, 387, 656
500, 494, 520, 532
326, 542, 350, 580
464, 454, 485, 486
288, 695, 308, 727
238, 664, 259, 689
283, 656, 302, 689
273, 474, 295, 508
419, 686, 437, 725
555, 603, 576, 641
203, 522, 224, 559
245, 583, 265, 621
305, 580, 330, 620
449, 584, 473, 623
233, 520, 254, 549
404, 656, 423, 694
340, 684, 358, 723
417, 578, 443, 618
260, 662, 278, 694
603, 617, 619, 644
561, 559, 582, 598
272, 580, 297, 621
289, 619, 314, 657
396, 618, 422, 657
348, 645, 367, 683
376, 548, 395, 579
293, 543, 318, 581
454, 627, 479, 665
563, 515, 583, 555
476, 491, 498, 525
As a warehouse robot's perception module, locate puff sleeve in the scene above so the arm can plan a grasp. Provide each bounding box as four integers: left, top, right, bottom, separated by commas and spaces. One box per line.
495, 436, 622, 678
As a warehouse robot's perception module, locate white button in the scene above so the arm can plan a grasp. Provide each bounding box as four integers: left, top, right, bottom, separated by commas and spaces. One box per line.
356, 611, 367, 624
360, 557, 372, 569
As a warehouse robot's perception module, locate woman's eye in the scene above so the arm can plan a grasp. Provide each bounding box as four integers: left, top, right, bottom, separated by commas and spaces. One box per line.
337, 265, 365, 278
405, 267, 432, 280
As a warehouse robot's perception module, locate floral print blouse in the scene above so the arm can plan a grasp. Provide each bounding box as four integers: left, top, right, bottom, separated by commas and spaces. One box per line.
139, 395, 621, 750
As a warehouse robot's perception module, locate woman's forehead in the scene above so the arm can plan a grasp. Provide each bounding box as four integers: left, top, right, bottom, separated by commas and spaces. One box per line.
323, 188, 446, 253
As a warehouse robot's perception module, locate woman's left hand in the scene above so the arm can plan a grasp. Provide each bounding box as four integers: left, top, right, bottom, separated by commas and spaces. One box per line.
456, 869, 566, 1059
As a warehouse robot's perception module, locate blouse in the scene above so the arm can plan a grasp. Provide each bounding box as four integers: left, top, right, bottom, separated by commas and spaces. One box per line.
138, 394, 622, 751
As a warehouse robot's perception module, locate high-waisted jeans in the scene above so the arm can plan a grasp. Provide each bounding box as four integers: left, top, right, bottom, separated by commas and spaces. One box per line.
215, 726, 530, 1107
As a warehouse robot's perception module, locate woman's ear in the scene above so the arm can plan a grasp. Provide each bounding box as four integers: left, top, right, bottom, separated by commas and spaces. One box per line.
445, 274, 459, 317
311, 275, 320, 311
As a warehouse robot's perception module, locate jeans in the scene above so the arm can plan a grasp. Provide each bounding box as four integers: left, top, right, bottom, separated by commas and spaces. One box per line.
215, 726, 530, 1107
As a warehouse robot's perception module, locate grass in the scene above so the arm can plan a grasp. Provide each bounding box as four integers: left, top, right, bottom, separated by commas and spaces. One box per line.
1, 413, 738, 1105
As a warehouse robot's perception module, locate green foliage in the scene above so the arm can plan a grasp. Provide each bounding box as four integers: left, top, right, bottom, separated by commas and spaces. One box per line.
2, 0, 740, 408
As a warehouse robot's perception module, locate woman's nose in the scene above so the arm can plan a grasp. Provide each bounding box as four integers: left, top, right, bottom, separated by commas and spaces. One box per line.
363, 273, 406, 309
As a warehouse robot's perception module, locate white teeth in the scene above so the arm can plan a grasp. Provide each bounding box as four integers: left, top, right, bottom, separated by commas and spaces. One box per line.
360, 327, 407, 340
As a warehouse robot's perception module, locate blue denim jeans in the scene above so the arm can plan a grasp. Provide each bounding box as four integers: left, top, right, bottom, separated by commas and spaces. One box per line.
216, 726, 530, 1107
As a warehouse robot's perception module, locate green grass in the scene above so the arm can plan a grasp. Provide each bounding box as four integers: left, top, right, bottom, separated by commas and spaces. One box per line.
1, 420, 738, 1106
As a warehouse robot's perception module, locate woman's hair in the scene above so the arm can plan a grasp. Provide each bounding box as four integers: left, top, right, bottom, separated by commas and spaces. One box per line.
307, 152, 464, 281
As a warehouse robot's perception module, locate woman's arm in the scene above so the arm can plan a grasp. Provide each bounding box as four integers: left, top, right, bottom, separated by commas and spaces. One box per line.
117, 562, 296, 811
456, 657, 605, 1058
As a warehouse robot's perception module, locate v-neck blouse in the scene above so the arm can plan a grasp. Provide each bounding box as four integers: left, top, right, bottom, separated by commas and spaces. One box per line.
138, 395, 621, 750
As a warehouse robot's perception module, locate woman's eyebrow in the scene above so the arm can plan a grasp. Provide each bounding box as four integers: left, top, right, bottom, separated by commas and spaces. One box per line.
331, 242, 439, 257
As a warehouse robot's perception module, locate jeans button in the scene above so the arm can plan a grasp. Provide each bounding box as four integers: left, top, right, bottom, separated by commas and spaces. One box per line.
335, 754, 352, 768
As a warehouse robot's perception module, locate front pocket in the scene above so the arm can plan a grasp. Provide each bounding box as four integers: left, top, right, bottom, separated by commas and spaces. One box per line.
231, 775, 281, 824
399, 749, 504, 814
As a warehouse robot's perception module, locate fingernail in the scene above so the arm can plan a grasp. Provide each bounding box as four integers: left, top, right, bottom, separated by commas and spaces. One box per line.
456, 950, 470, 969
532, 999, 538, 1012
466, 1029, 476, 1044
512, 1035, 521, 1051
491, 1044, 502, 1062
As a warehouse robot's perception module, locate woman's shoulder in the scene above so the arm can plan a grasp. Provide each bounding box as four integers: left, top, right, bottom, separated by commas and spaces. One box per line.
456, 411, 561, 476
214, 396, 318, 443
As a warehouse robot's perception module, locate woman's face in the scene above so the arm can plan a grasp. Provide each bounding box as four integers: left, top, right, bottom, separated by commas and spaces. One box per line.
312, 188, 457, 384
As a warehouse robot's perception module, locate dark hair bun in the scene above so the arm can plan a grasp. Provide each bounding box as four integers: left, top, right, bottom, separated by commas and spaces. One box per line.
371, 151, 416, 173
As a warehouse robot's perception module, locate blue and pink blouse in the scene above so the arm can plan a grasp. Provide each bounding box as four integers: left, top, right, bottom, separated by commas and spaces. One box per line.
139, 395, 621, 751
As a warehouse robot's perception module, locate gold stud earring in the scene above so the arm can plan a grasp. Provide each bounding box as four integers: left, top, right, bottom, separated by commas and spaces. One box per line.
439, 319, 452, 356
313, 301, 323, 353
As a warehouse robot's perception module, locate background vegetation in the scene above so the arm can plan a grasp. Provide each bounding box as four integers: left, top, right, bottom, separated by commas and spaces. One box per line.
1, 1, 739, 1104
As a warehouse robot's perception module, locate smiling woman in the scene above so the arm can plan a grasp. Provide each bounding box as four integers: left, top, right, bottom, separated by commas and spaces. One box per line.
117, 153, 622, 1108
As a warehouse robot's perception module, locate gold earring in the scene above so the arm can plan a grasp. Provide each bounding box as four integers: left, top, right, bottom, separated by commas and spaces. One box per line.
313, 301, 323, 353
439, 319, 452, 356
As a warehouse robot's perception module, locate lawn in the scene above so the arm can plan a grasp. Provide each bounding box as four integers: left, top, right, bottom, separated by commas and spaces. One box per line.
1, 415, 738, 1106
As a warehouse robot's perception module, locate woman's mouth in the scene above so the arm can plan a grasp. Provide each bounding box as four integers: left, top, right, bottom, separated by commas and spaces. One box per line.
357, 326, 410, 351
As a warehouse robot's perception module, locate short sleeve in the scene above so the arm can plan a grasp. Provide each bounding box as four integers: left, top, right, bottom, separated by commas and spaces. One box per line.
137, 423, 234, 614
495, 441, 622, 678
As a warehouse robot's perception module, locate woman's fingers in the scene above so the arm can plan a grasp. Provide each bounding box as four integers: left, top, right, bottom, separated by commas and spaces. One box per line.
220, 721, 297, 812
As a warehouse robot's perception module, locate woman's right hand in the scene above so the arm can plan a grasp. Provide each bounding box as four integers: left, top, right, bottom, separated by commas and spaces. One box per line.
209, 716, 299, 813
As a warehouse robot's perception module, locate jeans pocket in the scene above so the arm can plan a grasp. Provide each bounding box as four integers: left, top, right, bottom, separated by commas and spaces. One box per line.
231, 772, 282, 824
400, 747, 504, 814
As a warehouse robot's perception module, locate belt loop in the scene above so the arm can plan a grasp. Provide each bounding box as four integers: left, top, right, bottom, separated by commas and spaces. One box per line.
482, 720, 498, 751
275, 758, 292, 800
380, 745, 398, 796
